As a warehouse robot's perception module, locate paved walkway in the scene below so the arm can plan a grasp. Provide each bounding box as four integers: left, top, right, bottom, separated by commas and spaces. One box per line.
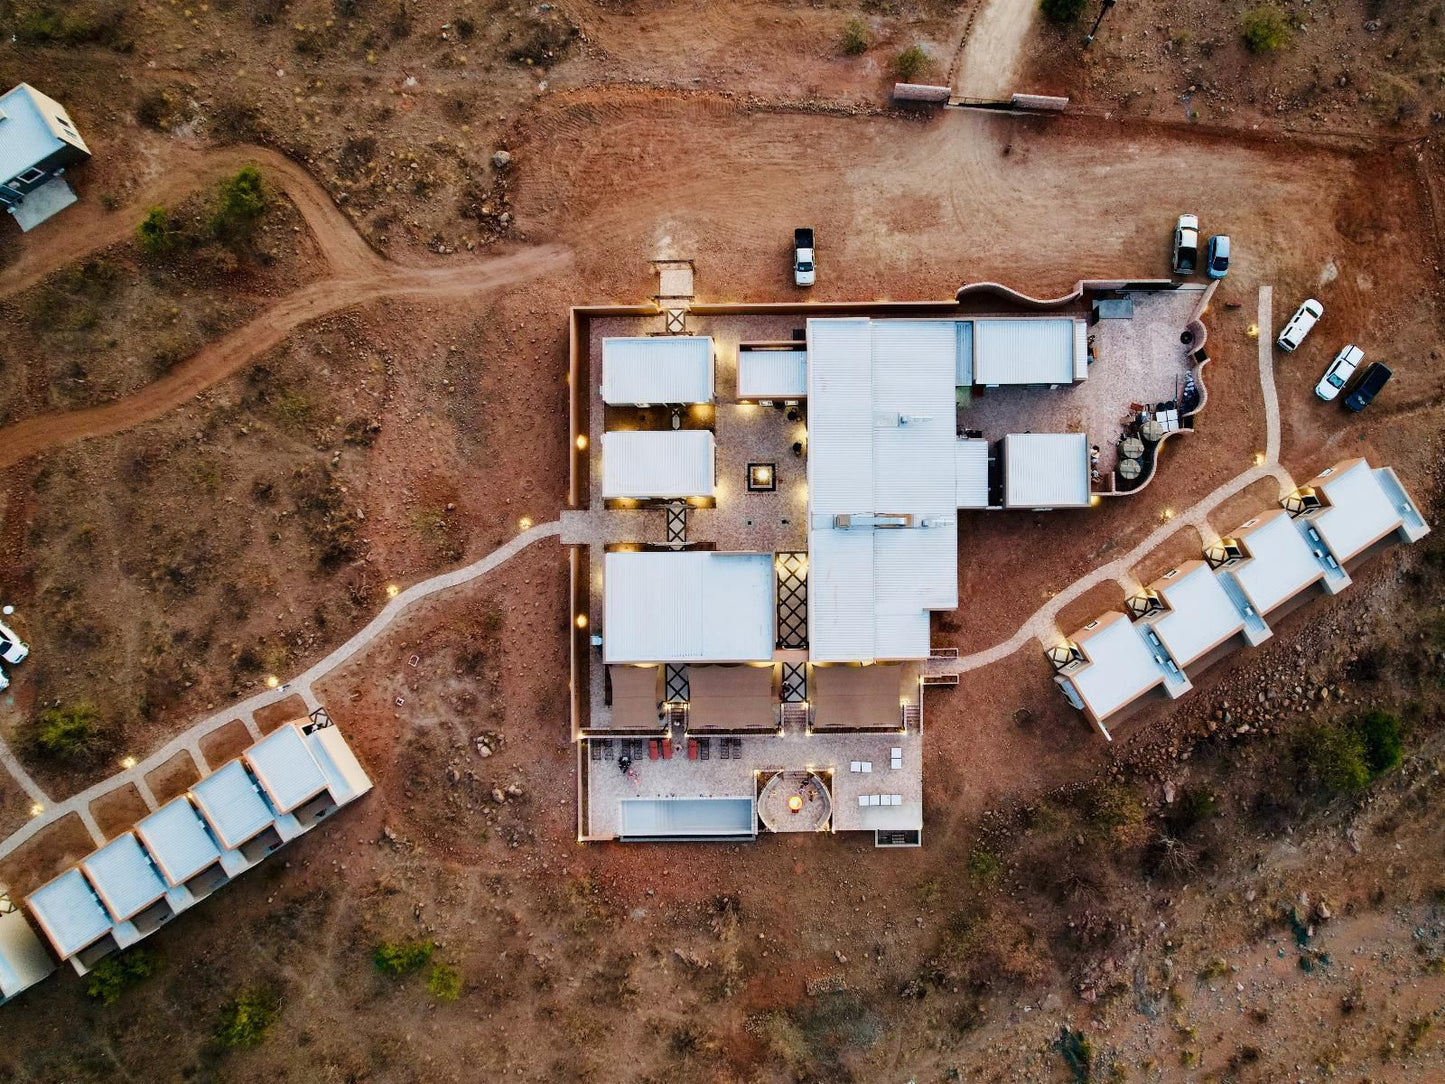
0, 522, 560, 864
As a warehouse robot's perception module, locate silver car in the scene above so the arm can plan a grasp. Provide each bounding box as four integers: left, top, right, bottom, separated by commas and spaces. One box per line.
1315, 344, 1363, 401
0, 619, 29, 666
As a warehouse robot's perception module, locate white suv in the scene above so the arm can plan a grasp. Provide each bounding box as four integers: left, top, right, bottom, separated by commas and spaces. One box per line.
1277, 298, 1323, 352
1315, 344, 1363, 401
0, 619, 29, 666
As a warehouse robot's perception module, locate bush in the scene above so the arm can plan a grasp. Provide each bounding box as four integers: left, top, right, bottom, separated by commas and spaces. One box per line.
1300, 722, 1371, 794
427, 962, 462, 1001
137, 207, 177, 255
1354, 710, 1402, 776
85, 949, 158, 1004
967, 847, 1003, 885
1041, 0, 1088, 24
373, 939, 435, 976
1241, 6, 1291, 53
840, 18, 870, 56
214, 988, 279, 1048
893, 46, 928, 83
210, 166, 268, 244
27, 703, 102, 762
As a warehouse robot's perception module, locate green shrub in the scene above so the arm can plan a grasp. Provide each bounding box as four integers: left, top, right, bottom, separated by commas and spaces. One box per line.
840, 18, 870, 56
214, 988, 279, 1048
210, 165, 268, 244
1041, 0, 1088, 24
1241, 6, 1291, 53
27, 703, 102, 762
427, 962, 462, 1001
1300, 721, 1371, 794
893, 46, 928, 83
1354, 710, 1402, 776
1082, 780, 1144, 831
373, 939, 435, 976
967, 847, 1002, 885
137, 207, 178, 255
85, 949, 158, 1004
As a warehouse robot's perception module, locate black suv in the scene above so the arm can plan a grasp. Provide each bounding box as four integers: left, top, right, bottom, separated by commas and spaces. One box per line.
1343, 362, 1392, 412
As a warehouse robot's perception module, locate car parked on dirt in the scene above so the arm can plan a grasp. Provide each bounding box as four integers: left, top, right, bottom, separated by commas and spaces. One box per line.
1172, 214, 1199, 275
0, 618, 27, 666
1205, 234, 1231, 279
793, 227, 815, 287
1315, 344, 1363, 401
1343, 362, 1392, 412
1276, 298, 1323, 352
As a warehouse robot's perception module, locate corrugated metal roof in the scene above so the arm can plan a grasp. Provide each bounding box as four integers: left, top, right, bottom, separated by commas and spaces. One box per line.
1004, 433, 1090, 508
0, 907, 55, 1001
955, 321, 973, 386
81, 834, 168, 922
601, 336, 713, 404
807, 529, 876, 662
1150, 563, 1245, 667
806, 319, 873, 518
1071, 614, 1166, 720
601, 430, 715, 499
0, 84, 86, 180
1229, 511, 1323, 615
190, 761, 276, 850
307, 727, 374, 806
973, 318, 1080, 385
603, 551, 774, 664
26, 869, 112, 959
954, 440, 989, 508
136, 798, 223, 887
737, 349, 806, 399
1313, 460, 1403, 563
244, 723, 328, 814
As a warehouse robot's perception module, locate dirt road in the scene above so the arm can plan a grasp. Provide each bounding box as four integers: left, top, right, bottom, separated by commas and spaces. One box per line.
954, 0, 1039, 99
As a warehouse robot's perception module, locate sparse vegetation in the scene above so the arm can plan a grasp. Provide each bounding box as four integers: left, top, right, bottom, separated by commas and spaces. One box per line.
840, 17, 870, 56
892, 45, 929, 83
137, 207, 178, 255
1299, 711, 1403, 795
428, 962, 463, 1001
214, 988, 280, 1048
967, 846, 1003, 885
1041, 0, 1088, 25
210, 165, 269, 245
85, 949, 159, 1004
373, 939, 436, 976
1242, 6, 1291, 53
26, 702, 104, 762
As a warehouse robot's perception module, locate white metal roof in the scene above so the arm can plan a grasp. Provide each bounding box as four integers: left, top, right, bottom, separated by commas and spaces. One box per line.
0, 84, 88, 179
1004, 433, 1090, 508
307, 726, 374, 806
1229, 512, 1323, 616
603, 551, 774, 664
81, 833, 168, 922
954, 440, 989, 508
26, 869, 112, 959
601, 336, 713, 405
804, 318, 961, 663
973, 318, 1081, 385
601, 430, 715, 499
244, 723, 329, 814
1149, 563, 1245, 668
1069, 614, 1166, 720
0, 905, 55, 1001
1312, 460, 1404, 563
737, 349, 806, 399
190, 760, 277, 850
136, 797, 223, 886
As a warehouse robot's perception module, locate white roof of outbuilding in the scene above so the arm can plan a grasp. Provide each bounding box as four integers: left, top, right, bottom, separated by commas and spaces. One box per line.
973, 318, 1082, 385
1228, 511, 1323, 616
603, 551, 774, 664
737, 349, 806, 399
245, 723, 329, 814
805, 318, 960, 663
26, 869, 113, 959
1069, 613, 1166, 721
81, 833, 168, 922
136, 797, 223, 886
954, 440, 989, 508
1311, 460, 1404, 563
306, 726, 374, 805
190, 760, 276, 850
601, 430, 715, 499
601, 336, 713, 405
1004, 433, 1090, 508
1149, 563, 1245, 668
0, 84, 88, 176
0, 904, 55, 1001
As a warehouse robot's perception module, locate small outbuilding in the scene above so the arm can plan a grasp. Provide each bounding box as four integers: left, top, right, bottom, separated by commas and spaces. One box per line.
1003, 433, 1091, 509
601, 429, 716, 500
601, 336, 714, 405
0, 897, 55, 1005
0, 84, 90, 232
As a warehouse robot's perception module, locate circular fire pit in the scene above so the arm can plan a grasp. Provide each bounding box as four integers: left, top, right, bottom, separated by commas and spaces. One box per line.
758, 770, 831, 833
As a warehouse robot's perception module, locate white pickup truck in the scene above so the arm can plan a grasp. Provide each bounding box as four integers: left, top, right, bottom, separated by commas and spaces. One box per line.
794, 227, 815, 287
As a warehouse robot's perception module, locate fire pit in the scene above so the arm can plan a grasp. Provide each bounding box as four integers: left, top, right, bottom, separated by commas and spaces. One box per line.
758, 770, 831, 832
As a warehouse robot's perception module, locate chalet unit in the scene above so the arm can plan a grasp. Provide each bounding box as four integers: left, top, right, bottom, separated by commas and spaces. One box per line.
0, 84, 90, 232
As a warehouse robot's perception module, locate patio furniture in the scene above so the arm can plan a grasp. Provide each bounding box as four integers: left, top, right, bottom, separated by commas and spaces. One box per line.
1141, 419, 1166, 442
1121, 437, 1145, 459
1118, 458, 1142, 481
687, 739, 698, 760
662, 738, 674, 759
648, 739, 660, 761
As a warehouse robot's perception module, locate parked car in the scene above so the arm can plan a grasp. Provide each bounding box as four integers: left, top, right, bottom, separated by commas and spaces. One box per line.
0, 619, 26, 666
1315, 344, 1363, 401
1205, 234, 1231, 279
1276, 298, 1323, 352
793, 227, 815, 287
1172, 214, 1199, 275
1343, 362, 1392, 412
0, 666, 8, 692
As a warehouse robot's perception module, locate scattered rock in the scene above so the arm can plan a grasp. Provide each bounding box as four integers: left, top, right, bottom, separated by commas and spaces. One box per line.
492, 149, 513, 169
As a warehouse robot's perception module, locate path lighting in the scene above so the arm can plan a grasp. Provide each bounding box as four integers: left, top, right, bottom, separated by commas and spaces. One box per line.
1253, 452, 1266, 466
29, 803, 43, 818
1161, 508, 1175, 521
1246, 324, 1259, 338
119, 755, 137, 770
519, 516, 533, 531
575, 434, 588, 451
265, 675, 281, 690
1089, 494, 1102, 507
386, 583, 400, 598
575, 614, 589, 629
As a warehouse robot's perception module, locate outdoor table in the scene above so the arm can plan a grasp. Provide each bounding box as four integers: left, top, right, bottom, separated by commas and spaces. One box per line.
1140, 419, 1166, 442
1121, 437, 1145, 459
1118, 458, 1142, 480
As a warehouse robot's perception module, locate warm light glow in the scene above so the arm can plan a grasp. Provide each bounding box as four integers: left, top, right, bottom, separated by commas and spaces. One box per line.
787, 795, 804, 813
1161, 508, 1175, 521
1253, 452, 1265, 466
265, 674, 280, 690
1246, 324, 1259, 338
519, 516, 533, 530
575, 434, 588, 451
119, 755, 137, 770
29, 803, 43, 818
386, 583, 400, 598
1089, 494, 1102, 507
575, 614, 588, 629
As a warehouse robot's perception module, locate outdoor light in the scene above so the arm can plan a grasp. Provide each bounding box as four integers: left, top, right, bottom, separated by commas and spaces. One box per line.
519, 516, 533, 531
1162, 508, 1175, 521
265, 675, 280, 690
575, 614, 588, 629
1253, 452, 1265, 466
1090, 495, 1102, 507
1246, 324, 1259, 338
28, 803, 43, 818
119, 755, 137, 770
788, 795, 804, 813
747, 462, 777, 492
386, 583, 400, 598
575, 434, 588, 451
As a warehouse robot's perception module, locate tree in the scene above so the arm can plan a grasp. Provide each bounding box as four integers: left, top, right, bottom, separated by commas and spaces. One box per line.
210, 165, 268, 244
1354, 710, 1403, 776
839, 18, 870, 57
373, 939, 435, 976
214, 988, 280, 1048
1241, 6, 1291, 53
27, 702, 102, 762
1041, 0, 1088, 25
893, 46, 929, 83
85, 949, 158, 1004
1299, 721, 1370, 795
137, 206, 177, 255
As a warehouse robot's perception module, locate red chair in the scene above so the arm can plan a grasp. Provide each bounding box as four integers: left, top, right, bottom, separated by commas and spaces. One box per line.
687, 738, 698, 760
662, 738, 674, 759
648, 739, 659, 761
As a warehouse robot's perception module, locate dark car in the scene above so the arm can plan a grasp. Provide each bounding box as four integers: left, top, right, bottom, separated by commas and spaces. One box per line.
1343, 362, 1392, 412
